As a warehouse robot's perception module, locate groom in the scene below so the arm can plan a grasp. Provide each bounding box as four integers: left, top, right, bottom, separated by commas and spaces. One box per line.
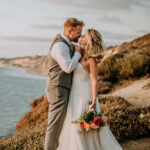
44, 18, 85, 150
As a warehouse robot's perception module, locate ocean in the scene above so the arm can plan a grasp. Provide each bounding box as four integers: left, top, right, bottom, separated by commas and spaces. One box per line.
0, 66, 47, 138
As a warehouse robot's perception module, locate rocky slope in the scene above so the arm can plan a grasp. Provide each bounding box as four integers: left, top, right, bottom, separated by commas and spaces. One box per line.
103, 33, 150, 59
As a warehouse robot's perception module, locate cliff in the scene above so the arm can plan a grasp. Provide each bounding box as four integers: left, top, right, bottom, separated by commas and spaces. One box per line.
0, 55, 50, 76
104, 33, 150, 59
16, 96, 49, 131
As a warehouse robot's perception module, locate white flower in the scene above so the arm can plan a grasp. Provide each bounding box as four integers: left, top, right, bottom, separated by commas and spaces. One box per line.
85, 127, 90, 132
140, 114, 144, 119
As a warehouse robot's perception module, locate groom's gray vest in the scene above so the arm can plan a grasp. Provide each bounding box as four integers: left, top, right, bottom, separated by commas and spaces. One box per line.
48, 37, 74, 89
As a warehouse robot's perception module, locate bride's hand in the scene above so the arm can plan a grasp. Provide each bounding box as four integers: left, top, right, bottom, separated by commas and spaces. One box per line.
51, 34, 61, 46
89, 100, 96, 110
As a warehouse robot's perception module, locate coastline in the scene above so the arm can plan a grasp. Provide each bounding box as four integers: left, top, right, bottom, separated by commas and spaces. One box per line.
25, 68, 46, 77
0, 65, 46, 77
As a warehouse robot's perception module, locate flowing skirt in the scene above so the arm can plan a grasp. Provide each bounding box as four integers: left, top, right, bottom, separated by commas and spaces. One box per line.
57, 64, 122, 150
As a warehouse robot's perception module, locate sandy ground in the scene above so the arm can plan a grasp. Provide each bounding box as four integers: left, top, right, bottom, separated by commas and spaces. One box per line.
110, 78, 150, 106
120, 137, 150, 150
105, 77, 150, 149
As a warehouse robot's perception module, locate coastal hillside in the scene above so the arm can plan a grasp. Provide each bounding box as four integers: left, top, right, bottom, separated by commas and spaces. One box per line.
104, 33, 150, 59
0, 55, 50, 76
98, 33, 150, 94
0, 33, 150, 77
0, 95, 150, 150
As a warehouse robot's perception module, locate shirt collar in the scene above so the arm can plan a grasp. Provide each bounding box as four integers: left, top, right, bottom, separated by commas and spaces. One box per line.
61, 34, 71, 46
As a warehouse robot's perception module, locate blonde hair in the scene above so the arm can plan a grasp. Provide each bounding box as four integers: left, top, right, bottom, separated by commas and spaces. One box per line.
64, 18, 85, 30
85, 29, 104, 58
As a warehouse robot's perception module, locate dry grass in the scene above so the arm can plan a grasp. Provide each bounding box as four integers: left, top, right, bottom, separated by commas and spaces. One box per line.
0, 121, 47, 150
99, 96, 150, 140
16, 96, 49, 131
0, 96, 150, 149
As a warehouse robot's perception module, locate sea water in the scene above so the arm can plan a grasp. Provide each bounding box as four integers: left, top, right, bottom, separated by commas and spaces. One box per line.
0, 66, 47, 138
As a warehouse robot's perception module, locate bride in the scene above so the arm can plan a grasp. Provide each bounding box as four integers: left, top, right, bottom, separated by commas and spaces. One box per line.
57, 29, 122, 150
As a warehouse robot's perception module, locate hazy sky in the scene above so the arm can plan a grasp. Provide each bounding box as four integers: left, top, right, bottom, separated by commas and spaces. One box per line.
0, 0, 150, 58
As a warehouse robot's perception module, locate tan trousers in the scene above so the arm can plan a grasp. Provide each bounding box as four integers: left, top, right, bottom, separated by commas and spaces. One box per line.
44, 85, 70, 150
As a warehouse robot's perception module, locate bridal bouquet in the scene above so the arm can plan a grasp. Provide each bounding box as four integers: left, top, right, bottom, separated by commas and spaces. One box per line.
72, 109, 108, 133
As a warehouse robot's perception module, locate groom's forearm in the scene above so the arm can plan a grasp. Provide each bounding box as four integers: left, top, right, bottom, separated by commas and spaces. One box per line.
59, 52, 81, 73
51, 43, 81, 73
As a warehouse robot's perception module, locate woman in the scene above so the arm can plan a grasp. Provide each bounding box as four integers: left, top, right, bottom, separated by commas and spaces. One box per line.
57, 29, 122, 150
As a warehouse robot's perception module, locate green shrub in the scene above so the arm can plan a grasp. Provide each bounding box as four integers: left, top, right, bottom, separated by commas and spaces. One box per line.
98, 56, 120, 82
98, 54, 150, 82
119, 54, 150, 80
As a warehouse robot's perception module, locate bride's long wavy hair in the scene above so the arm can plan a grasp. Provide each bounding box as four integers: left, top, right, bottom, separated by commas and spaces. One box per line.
85, 29, 104, 61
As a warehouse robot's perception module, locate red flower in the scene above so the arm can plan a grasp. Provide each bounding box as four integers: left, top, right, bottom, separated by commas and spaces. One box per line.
93, 116, 102, 125
90, 122, 99, 129
80, 122, 85, 128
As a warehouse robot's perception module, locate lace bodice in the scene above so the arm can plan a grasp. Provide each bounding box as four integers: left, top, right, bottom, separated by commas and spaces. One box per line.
70, 63, 93, 113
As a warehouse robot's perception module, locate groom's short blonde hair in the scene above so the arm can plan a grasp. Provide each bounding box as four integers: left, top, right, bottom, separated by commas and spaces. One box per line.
64, 18, 84, 30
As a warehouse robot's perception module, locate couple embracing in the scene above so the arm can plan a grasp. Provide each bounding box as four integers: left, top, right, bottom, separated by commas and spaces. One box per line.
44, 18, 122, 150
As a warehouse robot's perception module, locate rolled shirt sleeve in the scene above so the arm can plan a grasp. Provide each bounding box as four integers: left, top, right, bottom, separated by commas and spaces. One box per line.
50, 42, 81, 73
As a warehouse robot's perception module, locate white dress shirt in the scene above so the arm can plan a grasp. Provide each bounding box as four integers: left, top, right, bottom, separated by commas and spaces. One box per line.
50, 34, 81, 73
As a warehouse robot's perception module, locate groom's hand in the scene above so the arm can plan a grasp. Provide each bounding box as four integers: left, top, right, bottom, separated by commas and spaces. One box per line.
75, 46, 84, 56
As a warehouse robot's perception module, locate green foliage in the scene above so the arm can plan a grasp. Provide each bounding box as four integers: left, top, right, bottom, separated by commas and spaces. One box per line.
84, 111, 96, 123
119, 54, 150, 79
98, 56, 120, 82
98, 54, 150, 82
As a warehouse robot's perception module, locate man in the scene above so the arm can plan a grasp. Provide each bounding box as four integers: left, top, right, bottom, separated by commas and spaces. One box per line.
44, 18, 85, 150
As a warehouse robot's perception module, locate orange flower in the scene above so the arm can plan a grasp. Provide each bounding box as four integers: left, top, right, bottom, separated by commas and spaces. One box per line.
101, 116, 108, 123
84, 121, 91, 128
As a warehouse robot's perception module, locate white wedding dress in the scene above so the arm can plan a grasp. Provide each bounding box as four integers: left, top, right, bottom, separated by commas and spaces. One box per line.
57, 63, 122, 150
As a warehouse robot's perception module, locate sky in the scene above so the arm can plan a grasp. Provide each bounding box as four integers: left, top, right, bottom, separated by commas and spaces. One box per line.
0, 0, 150, 58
